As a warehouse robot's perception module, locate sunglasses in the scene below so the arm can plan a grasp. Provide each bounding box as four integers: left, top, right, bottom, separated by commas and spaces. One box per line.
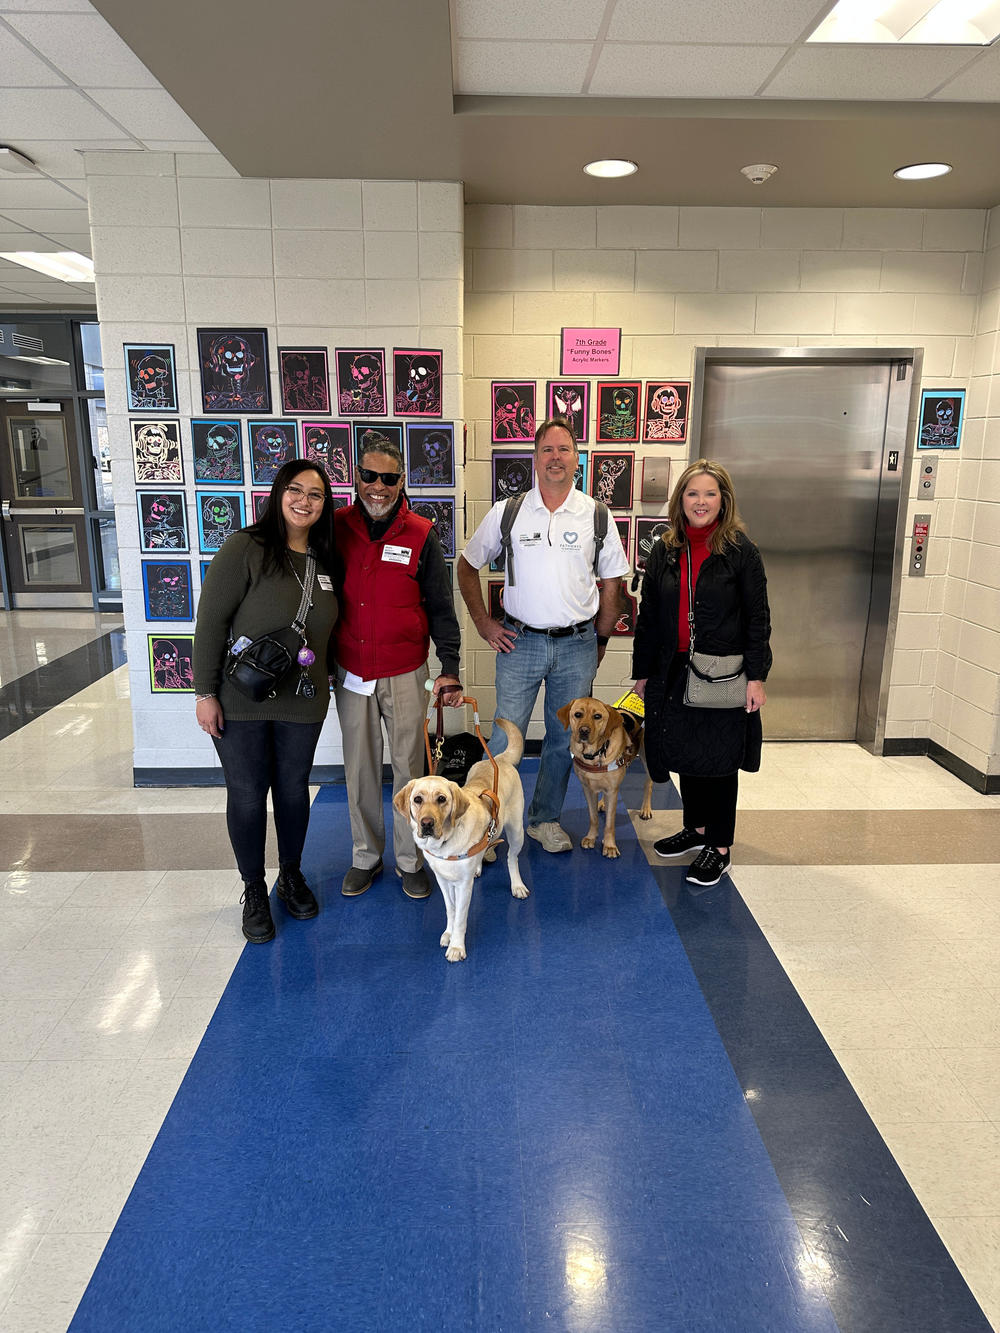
358, 466, 403, 486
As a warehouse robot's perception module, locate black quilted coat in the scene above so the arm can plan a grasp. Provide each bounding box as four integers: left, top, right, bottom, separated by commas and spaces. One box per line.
632, 532, 772, 779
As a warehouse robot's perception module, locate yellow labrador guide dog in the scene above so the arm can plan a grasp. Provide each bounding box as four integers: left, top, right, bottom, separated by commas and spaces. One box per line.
558, 696, 654, 858
394, 718, 529, 962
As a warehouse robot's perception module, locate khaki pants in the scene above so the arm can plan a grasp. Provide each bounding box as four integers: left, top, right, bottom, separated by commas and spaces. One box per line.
334, 664, 428, 873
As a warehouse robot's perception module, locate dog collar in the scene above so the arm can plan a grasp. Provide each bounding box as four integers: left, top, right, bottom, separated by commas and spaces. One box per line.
442, 791, 502, 861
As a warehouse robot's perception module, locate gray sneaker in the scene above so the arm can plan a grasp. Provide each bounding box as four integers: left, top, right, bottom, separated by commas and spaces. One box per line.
527, 822, 572, 853
341, 859, 383, 897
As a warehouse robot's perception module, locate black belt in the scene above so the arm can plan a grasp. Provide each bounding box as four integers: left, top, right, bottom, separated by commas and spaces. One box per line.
505, 616, 592, 638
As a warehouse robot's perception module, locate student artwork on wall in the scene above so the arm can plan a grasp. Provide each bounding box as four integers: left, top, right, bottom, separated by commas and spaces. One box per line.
547, 380, 590, 444
573, 451, 588, 493
142, 560, 193, 621
124, 343, 178, 413
200, 559, 213, 582
492, 450, 533, 502
353, 422, 403, 462
487, 580, 505, 622
279, 348, 330, 414
197, 328, 271, 414
336, 348, 386, 416
591, 451, 634, 509
393, 348, 443, 417
331, 490, 352, 511
491, 381, 536, 443
191, 419, 243, 485
611, 589, 638, 637
406, 424, 455, 487
198, 491, 245, 553
148, 634, 194, 693
643, 381, 690, 442
596, 381, 641, 443
300, 422, 352, 488
614, 516, 631, 563
131, 420, 183, 484
248, 420, 297, 485
251, 490, 270, 522
918, 388, 965, 449
138, 491, 188, 553
410, 497, 455, 557
635, 517, 671, 571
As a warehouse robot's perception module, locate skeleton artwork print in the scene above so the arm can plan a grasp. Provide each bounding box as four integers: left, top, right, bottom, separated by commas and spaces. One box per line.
635, 517, 671, 572
596, 382, 641, 443
406, 424, 454, 487
198, 492, 245, 553
198, 329, 271, 413
918, 389, 964, 450
249, 420, 297, 485
546, 380, 589, 444
124, 344, 178, 413
279, 349, 330, 414
148, 635, 195, 693
611, 589, 638, 637
336, 349, 386, 416
191, 419, 243, 484
300, 422, 352, 488
492, 451, 533, 502
251, 490, 270, 522
130, 420, 183, 483
138, 491, 188, 553
491, 382, 536, 443
643, 381, 690, 443
393, 348, 442, 417
410, 498, 455, 558
142, 560, 193, 621
590, 451, 634, 509
352, 423, 403, 463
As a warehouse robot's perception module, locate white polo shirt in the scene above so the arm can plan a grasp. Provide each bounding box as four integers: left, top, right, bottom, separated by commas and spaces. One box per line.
462, 485, 629, 628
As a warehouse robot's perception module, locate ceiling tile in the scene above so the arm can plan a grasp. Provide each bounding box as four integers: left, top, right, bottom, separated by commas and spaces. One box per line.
5, 12, 161, 88
0, 88, 131, 139
0, 0, 95, 11
8, 145, 86, 178
590, 43, 786, 97
0, 208, 92, 231
0, 179, 86, 209
139, 139, 214, 153
930, 47, 1000, 101
455, 39, 594, 95
609, 0, 830, 44
0, 290, 46, 304
84, 88, 208, 141
43, 234, 93, 255
0, 23, 66, 84
763, 46, 974, 99
455, 0, 608, 41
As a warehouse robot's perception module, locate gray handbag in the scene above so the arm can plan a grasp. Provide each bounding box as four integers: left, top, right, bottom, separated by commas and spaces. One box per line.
683, 544, 748, 709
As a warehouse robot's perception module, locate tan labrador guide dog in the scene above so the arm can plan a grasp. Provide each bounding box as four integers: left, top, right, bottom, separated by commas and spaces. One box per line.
557, 697, 654, 858
394, 718, 529, 962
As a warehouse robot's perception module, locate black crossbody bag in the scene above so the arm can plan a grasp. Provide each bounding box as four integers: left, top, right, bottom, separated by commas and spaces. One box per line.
225, 553, 317, 703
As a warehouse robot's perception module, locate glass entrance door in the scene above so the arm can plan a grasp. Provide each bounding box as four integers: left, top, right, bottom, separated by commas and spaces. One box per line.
0, 401, 93, 607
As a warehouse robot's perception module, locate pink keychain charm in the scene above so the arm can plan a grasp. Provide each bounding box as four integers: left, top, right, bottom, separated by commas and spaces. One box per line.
297, 646, 315, 667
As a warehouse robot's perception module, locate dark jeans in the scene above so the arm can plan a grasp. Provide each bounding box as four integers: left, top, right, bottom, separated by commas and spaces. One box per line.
213, 719, 324, 883
679, 773, 739, 849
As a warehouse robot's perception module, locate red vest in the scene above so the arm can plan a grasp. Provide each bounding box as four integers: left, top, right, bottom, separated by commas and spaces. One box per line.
333, 499, 433, 680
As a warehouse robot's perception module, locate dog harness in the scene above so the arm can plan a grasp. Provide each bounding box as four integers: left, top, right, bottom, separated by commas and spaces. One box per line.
573, 713, 642, 775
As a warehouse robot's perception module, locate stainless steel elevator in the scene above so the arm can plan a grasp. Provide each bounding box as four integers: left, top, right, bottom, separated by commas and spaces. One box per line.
693, 350, 915, 746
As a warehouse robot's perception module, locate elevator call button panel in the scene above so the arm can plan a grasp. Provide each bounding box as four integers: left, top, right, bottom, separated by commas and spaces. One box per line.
910, 513, 931, 577
919, 455, 938, 499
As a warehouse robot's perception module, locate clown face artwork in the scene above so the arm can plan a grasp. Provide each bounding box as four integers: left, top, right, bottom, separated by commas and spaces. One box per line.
198, 328, 271, 413
148, 634, 194, 692
596, 381, 641, 443
393, 348, 442, 417
643, 381, 689, 443
249, 420, 297, 485
336, 349, 386, 416
131, 420, 183, 483
301, 422, 351, 488
198, 492, 245, 553
491, 382, 535, 443
405, 423, 454, 487
138, 491, 188, 552
125, 344, 177, 412
192, 419, 243, 484
142, 561, 193, 620
547, 380, 589, 444
280, 348, 330, 414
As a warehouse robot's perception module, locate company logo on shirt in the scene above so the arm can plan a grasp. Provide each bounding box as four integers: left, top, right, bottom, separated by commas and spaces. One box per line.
560, 529, 581, 552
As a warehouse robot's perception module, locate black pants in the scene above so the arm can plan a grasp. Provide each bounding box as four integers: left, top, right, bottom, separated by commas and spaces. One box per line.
213, 719, 324, 883
679, 772, 739, 849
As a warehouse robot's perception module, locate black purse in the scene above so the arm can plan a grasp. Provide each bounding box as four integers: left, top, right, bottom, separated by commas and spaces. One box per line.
225, 553, 317, 702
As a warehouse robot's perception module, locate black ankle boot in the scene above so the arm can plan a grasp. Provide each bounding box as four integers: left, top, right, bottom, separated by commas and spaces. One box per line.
276, 864, 319, 919
241, 878, 275, 942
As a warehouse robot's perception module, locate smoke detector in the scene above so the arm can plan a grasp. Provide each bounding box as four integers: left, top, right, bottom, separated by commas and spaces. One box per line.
740, 163, 778, 185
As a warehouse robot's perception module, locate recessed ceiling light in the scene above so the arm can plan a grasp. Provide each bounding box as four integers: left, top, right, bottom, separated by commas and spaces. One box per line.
0, 251, 95, 283
893, 162, 952, 180
810, 0, 1000, 43
583, 159, 638, 179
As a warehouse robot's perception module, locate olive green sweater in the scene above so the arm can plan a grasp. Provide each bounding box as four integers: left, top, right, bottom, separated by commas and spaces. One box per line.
193, 530, 338, 723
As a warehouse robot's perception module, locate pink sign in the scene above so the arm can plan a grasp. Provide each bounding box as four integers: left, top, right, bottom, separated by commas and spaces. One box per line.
561, 327, 621, 375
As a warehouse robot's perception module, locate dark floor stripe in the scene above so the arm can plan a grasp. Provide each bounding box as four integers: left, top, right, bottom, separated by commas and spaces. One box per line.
0, 630, 126, 740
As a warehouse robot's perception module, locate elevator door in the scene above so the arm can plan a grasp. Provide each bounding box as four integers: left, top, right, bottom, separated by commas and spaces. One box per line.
700, 361, 893, 740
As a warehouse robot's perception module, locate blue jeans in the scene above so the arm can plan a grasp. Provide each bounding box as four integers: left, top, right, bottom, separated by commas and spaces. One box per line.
493, 621, 598, 825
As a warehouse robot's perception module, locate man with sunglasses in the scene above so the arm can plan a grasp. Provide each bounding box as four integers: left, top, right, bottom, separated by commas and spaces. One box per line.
333, 434, 462, 900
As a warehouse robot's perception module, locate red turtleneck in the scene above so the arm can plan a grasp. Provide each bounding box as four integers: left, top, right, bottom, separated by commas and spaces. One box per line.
678, 520, 718, 653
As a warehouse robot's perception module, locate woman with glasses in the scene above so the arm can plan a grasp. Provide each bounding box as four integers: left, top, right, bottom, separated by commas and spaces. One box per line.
332, 433, 462, 902
193, 459, 339, 942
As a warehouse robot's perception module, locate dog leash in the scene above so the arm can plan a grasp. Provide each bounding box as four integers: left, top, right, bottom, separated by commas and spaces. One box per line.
422, 689, 502, 860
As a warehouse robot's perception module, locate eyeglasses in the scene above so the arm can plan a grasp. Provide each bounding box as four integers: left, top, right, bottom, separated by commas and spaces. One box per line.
284, 484, 325, 503
357, 467, 403, 486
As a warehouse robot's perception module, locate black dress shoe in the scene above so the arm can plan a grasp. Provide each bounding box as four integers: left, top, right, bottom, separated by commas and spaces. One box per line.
342, 859, 383, 897
276, 865, 319, 919
241, 878, 275, 943
397, 867, 432, 899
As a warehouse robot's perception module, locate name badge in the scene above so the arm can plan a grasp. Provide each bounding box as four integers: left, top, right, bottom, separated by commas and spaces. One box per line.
317, 574, 333, 592
382, 544, 412, 565
518, 532, 541, 546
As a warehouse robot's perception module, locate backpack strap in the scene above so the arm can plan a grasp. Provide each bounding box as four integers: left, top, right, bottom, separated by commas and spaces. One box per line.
498, 490, 528, 588
592, 500, 609, 578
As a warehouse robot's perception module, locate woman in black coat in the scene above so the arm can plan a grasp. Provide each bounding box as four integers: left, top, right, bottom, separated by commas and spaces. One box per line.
632, 459, 771, 888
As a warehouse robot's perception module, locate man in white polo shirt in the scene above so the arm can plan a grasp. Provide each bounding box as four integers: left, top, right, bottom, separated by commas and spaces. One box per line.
458, 417, 628, 851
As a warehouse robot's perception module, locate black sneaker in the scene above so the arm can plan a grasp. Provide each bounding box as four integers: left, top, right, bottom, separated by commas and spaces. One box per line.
241, 878, 275, 943
654, 827, 706, 858
686, 847, 731, 888
276, 865, 319, 919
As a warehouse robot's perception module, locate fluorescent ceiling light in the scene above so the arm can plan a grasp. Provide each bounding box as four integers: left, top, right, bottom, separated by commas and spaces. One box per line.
809, 0, 1000, 42
583, 159, 638, 179
0, 251, 95, 283
894, 162, 953, 179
